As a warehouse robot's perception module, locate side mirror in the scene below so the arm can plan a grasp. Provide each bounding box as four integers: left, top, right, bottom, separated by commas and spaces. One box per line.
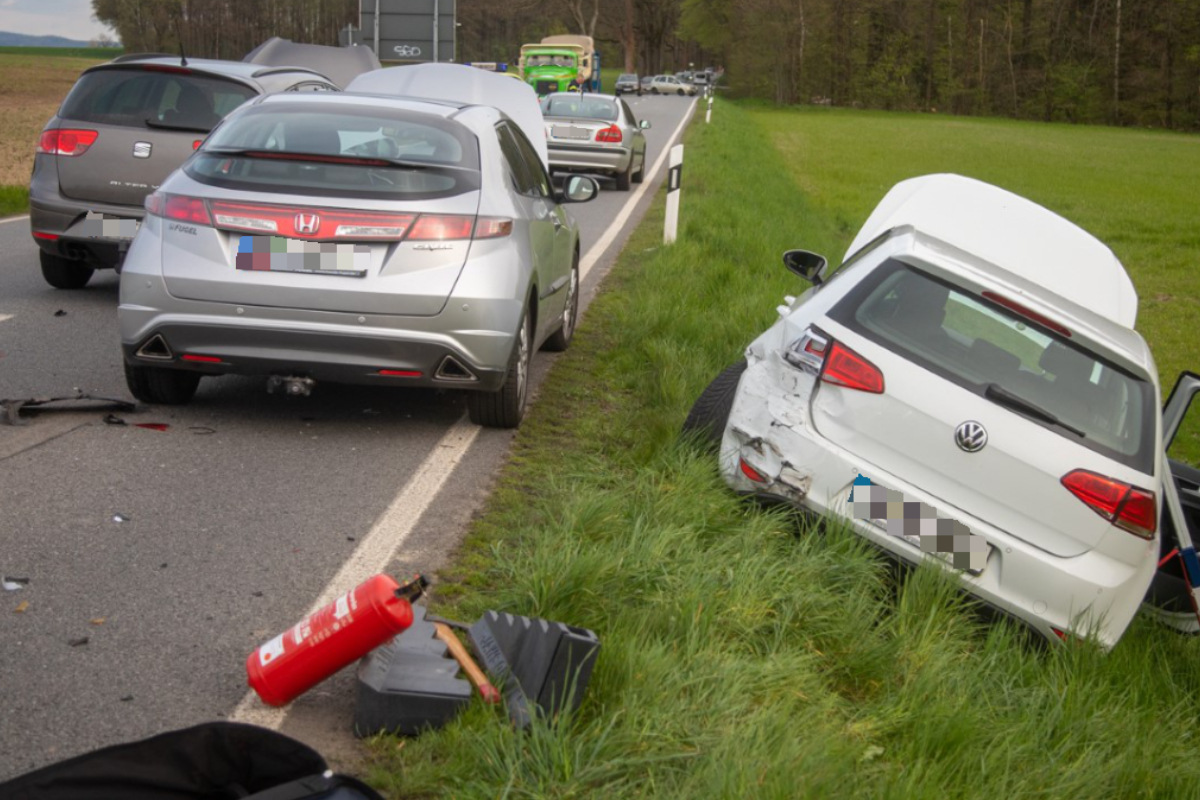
639, 119, 652, 130
782, 249, 828, 285
558, 175, 599, 204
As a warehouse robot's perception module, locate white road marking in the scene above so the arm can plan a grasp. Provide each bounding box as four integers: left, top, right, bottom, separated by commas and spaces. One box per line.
0, 215, 30, 226
230, 98, 699, 729
0, 315, 12, 323
580, 98, 698, 279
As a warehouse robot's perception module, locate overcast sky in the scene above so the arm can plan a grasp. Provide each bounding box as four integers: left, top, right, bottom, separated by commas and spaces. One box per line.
2, 0, 117, 42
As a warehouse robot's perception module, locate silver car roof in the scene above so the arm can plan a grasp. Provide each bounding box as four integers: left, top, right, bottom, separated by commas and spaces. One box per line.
346, 64, 550, 169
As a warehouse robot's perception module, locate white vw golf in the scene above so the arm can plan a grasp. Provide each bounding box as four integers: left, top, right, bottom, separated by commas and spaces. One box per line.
685, 174, 1200, 648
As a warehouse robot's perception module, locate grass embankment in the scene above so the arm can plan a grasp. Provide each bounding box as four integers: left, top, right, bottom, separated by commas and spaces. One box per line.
364, 104, 1200, 798
0, 52, 109, 215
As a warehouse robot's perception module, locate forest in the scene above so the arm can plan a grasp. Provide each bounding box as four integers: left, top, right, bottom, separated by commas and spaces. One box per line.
91, 0, 1200, 129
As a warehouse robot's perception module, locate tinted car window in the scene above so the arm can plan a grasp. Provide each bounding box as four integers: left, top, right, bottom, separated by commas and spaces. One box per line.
830, 260, 1154, 470
187, 105, 481, 200
495, 122, 539, 197
540, 95, 618, 121
58, 68, 256, 131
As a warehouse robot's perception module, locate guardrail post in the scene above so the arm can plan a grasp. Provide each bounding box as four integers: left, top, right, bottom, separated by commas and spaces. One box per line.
664, 144, 684, 244
706, 93, 713, 123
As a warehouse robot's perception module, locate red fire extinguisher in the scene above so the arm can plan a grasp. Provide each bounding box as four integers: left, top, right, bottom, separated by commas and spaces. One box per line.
246, 573, 427, 707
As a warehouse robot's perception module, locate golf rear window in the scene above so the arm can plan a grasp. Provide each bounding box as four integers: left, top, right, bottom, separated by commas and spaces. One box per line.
58, 67, 255, 131
187, 105, 481, 200
830, 260, 1154, 471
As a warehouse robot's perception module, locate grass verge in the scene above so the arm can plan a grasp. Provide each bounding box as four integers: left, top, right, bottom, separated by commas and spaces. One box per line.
0, 185, 28, 217
364, 102, 1200, 798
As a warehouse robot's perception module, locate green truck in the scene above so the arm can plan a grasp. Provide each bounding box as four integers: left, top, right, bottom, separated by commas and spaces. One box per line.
518, 35, 601, 95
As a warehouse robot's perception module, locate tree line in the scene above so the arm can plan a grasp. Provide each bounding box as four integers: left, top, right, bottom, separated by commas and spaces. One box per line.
93, 0, 1200, 130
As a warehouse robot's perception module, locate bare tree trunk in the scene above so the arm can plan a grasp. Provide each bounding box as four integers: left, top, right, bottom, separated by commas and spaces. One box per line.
1113, 0, 1121, 124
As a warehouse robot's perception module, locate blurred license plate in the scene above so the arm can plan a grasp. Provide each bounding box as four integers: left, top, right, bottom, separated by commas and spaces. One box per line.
848, 474, 990, 575
551, 125, 590, 140
81, 212, 139, 240
236, 236, 369, 277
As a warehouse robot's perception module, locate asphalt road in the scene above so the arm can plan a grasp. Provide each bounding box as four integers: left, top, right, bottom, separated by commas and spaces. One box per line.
0, 92, 698, 781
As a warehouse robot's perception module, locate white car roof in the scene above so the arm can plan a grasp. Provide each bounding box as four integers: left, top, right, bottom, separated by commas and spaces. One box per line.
347, 63, 549, 169
844, 174, 1138, 328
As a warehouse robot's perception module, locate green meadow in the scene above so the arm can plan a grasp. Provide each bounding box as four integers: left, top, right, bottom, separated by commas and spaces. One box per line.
365, 102, 1200, 798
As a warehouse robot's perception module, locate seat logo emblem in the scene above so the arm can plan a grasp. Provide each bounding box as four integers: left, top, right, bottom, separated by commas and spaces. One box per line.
133, 142, 152, 158
294, 213, 319, 235
955, 421, 988, 453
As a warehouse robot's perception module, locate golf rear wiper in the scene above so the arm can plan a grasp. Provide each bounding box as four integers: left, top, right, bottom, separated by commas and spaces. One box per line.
202, 148, 430, 170
145, 118, 212, 133
984, 383, 1086, 438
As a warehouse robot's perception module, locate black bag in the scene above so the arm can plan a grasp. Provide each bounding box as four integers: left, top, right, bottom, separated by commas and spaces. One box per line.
0, 722, 384, 800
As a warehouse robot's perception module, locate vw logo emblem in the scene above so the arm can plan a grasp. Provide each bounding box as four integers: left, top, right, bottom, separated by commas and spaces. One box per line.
294, 213, 319, 235
955, 421, 988, 453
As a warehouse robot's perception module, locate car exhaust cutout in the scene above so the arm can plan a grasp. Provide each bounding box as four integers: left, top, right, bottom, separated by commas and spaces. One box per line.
135, 334, 173, 360
267, 375, 316, 397
435, 356, 477, 382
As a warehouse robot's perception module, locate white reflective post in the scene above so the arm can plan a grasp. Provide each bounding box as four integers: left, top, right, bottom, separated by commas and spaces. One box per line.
664, 144, 684, 244
706, 94, 713, 123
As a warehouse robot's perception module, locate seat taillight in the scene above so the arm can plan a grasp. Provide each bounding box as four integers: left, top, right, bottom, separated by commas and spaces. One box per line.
38, 129, 98, 157
1061, 469, 1156, 539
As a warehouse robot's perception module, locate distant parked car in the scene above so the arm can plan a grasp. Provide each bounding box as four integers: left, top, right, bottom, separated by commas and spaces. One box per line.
648, 75, 696, 96
640, 75, 656, 93
118, 66, 599, 429
685, 173, 1200, 649
540, 92, 651, 191
614, 73, 641, 96
28, 47, 377, 290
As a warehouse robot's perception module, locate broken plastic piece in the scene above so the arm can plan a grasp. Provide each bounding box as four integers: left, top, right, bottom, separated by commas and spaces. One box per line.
3, 576, 30, 591
54, 309, 67, 317
103, 414, 127, 426
1, 393, 136, 426
113, 513, 130, 523
135, 423, 170, 431
68, 637, 89, 647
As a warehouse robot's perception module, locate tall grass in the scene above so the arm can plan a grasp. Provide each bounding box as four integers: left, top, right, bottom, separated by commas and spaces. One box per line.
366, 103, 1200, 798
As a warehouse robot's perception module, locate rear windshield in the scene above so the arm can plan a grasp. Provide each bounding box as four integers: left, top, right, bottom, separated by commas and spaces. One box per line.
59, 67, 255, 131
540, 95, 617, 121
830, 260, 1154, 471
186, 104, 481, 201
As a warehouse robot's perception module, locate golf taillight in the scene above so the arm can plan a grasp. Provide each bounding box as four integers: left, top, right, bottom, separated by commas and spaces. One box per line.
595, 124, 623, 143
145, 192, 212, 225
38, 128, 98, 157
820, 340, 885, 394
1061, 469, 1156, 539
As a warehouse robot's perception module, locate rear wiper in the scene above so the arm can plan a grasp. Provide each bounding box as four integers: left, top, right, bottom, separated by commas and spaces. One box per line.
984, 383, 1086, 437
144, 118, 212, 133
202, 148, 430, 170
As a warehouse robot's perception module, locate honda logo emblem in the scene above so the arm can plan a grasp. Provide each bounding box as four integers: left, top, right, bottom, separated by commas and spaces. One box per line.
294, 213, 319, 235
955, 421, 988, 453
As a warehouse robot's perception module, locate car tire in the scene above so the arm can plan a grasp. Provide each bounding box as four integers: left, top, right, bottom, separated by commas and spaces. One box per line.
40, 251, 94, 290
616, 157, 633, 191
467, 307, 531, 428
124, 362, 201, 405
542, 257, 578, 352
632, 153, 645, 184
677, 89, 684, 96
682, 360, 748, 450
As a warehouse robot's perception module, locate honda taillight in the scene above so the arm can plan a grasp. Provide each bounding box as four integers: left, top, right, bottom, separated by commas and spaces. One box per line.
407, 215, 475, 241
1061, 469, 1156, 539
38, 129, 98, 157
144, 192, 212, 226
820, 340, 885, 394
208, 201, 415, 241
595, 124, 623, 143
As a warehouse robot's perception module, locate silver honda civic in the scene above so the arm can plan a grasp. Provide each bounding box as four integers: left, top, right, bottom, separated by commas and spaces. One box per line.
118, 69, 598, 428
